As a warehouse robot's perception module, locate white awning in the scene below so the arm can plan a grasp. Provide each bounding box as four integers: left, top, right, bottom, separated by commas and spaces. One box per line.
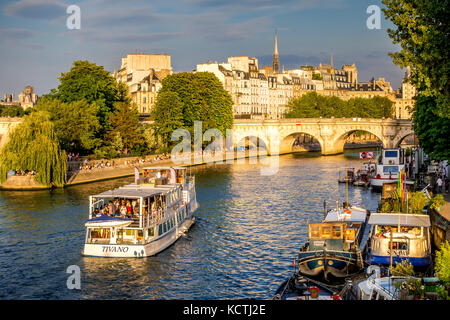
368, 213, 431, 227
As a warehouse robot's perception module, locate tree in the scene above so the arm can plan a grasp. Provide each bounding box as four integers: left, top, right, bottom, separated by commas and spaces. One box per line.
285, 92, 393, 118
44, 60, 129, 130
35, 97, 101, 153
0, 111, 66, 187
382, 0, 449, 116
107, 102, 143, 154
383, 0, 449, 160
152, 91, 184, 150
153, 72, 233, 147
413, 95, 450, 160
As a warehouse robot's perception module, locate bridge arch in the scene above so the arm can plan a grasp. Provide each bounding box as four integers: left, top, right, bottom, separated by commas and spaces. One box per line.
280, 132, 323, 154
393, 132, 415, 148
235, 135, 268, 151
330, 129, 385, 155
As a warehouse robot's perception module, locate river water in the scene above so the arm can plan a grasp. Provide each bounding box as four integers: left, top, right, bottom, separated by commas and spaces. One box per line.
0, 151, 381, 299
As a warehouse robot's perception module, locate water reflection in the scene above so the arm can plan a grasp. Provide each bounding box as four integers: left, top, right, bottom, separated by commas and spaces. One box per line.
0, 152, 381, 299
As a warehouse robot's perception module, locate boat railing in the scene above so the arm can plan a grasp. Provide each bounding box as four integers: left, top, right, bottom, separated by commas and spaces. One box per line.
367, 274, 398, 300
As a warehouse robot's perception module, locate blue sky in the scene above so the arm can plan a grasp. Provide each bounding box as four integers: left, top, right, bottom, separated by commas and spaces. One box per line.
0, 0, 405, 96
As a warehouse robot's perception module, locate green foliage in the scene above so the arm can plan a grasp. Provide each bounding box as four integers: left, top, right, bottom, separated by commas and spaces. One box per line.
430, 194, 445, 211
106, 102, 143, 154
408, 191, 428, 214
152, 91, 185, 149
412, 95, 450, 161
285, 92, 393, 118
383, 0, 449, 160
435, 241, 450, 286
93, 145, 118, 159
153, 72, 233, 148
35, 97, 101, 153
312, 73, 322, 80
44, 60, 129, 130
0, 105, 27, 117
390, 260, 415, 276
0, 111, 66, 187
382, 0, 449, 117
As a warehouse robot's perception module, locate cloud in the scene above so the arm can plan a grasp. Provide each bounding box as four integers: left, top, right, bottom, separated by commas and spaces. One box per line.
0, 28, 36, 39
3, 0, 67, 20
72, 30, 183, 43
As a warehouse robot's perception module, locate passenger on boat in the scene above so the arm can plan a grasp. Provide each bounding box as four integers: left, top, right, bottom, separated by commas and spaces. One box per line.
108, 201, 116, 215
119, 201, 127, 217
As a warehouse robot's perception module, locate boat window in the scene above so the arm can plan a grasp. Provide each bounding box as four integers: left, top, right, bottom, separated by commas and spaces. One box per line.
89, 228, 110, 239
309, 225, 320, 238
158, 224, 162, 236
391, 241, 408, 250
125, 229, 134, 236
147, 227, 154, 238
332, 225, 342, 238
383, 166, 399, 173
321, 225, 332, 238
385, 151, 398, 158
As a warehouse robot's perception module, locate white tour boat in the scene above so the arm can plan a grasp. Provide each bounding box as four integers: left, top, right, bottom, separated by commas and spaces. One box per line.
82, 167, 198, 257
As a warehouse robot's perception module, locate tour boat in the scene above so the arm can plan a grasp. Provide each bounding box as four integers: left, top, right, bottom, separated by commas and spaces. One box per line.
82, 167, 198, 258
297, 204, 370, 280
370, 148, 410, 190
273, 271, 340, 300
365, 213, 432, 268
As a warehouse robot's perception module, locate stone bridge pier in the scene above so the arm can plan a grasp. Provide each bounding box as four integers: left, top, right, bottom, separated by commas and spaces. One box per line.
232, 118, 414, 156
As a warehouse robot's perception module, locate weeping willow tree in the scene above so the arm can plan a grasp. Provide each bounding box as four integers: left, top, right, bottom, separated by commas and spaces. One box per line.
0, 111, 67, 187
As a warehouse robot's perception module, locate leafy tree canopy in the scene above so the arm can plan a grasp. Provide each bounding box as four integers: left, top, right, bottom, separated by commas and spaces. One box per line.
152, 72, 233, 148
35, 97, 101, 154
382, 0, 450, 116
44, 60, 129, 128
0, 111, 66, 187
285, 92, 394, 118
106, 102, 144, 154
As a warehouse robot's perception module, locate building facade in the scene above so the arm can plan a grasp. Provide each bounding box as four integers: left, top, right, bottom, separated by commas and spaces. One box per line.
114, 53, 172, 114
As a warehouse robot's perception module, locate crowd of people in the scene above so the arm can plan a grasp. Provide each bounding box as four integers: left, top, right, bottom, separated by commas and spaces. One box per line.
93, 199, 140, 219
9, 169, 36, 177
66, 153, 172, 175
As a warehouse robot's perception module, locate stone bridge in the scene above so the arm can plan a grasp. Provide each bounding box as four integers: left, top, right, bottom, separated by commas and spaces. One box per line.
232, 118, 414, 155
0, 117, 22, 151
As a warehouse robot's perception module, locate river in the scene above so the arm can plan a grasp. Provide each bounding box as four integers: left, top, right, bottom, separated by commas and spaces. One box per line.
0, 150, 381, 299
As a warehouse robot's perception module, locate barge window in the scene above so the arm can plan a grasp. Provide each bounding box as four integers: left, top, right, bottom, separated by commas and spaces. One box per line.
385, 151, 398, 158
309, 225, 320, 238
147, 227, 154, 237
332, 226, 342, 238
383, 166, 398, 173
321, 225, 332, 238
158, 224, 162, 235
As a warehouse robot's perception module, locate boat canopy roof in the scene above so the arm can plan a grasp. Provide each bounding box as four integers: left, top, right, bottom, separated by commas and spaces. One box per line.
91, 185, 172, 199
85, 215, 133, 227
368, 213, 431, 227
324, 207, 367, 223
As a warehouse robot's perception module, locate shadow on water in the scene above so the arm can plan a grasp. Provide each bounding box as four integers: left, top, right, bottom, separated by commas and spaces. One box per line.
0, 153, 381, 299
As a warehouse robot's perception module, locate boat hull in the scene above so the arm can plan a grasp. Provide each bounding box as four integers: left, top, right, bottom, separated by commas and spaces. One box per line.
298, 251, 361, 280
366, 253, 431, 267
82, 217, 195, 258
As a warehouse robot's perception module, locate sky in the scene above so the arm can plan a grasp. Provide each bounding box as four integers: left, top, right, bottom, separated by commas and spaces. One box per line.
0, 0, 406, 96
